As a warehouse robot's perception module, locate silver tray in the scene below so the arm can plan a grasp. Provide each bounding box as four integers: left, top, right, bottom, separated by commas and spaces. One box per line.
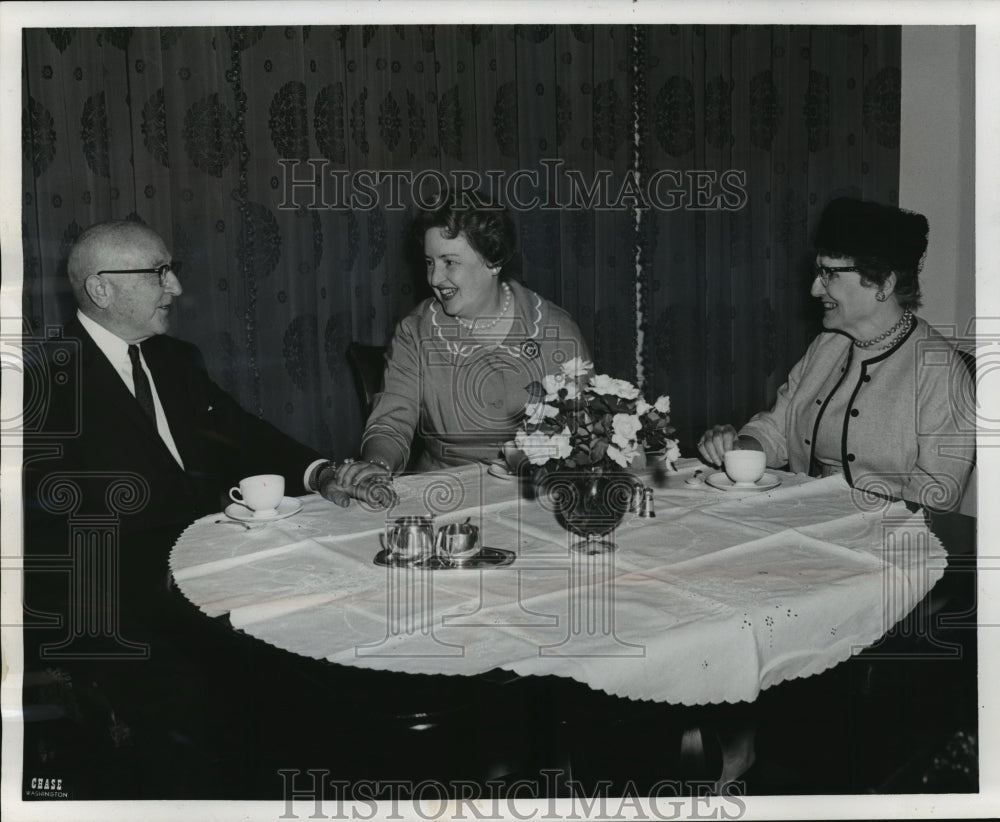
374, 547, 515, 569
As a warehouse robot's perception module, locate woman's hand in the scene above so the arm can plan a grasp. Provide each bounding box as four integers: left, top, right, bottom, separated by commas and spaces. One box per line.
317, 478, 351, 508
333, 458, 398, 510
697, 424, 740, 467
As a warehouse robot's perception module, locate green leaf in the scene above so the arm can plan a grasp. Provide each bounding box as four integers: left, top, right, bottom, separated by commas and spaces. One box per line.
591, 440, 608, 462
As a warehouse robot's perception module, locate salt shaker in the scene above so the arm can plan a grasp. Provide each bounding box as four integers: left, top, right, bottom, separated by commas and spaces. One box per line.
629, 481, 646, 513
638, 487, 656, 518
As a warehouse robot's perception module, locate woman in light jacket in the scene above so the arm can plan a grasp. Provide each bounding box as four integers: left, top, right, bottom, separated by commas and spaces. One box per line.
698, 197, 974, 512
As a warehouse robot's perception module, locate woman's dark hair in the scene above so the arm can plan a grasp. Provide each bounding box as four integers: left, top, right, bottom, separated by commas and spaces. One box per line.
411, 189, 517, 270
814, 197, 929, 310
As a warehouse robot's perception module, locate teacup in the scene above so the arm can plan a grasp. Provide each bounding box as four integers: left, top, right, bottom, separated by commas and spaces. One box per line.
436, 522, 480, 564
501, 440, 528, 474
229, 474, 285, 518
382, 516, 435, 562
723, 450, 766, 486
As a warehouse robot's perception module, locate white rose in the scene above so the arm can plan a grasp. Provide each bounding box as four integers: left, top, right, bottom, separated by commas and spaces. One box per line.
515, 431, 555, 465
654, 395, 671, 414
613, 379, 641, 401
542, 373, 567, 401
587, 373, 617, 396
560, 357, 594, 380
588, 374, 640, 400
636, 398, 652, 416
606, 444, 629, 468
525, 401, 559, 426
606, 441, 639, 468
665, 439, 681, 464
515, 428, 572, 465
552, 427, 573, 460
611, 413, 642, 448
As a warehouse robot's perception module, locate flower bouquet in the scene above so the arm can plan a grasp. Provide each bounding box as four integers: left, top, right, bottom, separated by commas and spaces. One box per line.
513, 357, 679, 474
511, 358, 678, 553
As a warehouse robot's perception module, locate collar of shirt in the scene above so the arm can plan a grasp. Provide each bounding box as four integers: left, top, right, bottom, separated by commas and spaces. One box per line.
76, 309, 186, 469
77, 309, 135, 378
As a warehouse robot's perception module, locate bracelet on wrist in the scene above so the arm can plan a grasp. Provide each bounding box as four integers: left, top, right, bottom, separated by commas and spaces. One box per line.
364, 456, 393, 474
311, 460, 338, 490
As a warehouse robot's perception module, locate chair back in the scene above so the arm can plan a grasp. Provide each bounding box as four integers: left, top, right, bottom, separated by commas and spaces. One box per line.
955, 345, 977, 518
346, 342, 387, 420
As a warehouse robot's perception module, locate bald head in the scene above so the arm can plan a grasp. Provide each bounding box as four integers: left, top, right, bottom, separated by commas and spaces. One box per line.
68, 221, 165, 300
68, 220, 181, 342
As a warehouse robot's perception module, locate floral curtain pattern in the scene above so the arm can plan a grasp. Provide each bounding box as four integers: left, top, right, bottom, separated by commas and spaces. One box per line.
637, 25, 901, 445
21, 25, 899, 457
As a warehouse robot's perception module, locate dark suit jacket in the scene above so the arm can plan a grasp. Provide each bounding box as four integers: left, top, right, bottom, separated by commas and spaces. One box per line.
22, 318, 325, 647
23, 318, 323, 534
19, 320, 340, 799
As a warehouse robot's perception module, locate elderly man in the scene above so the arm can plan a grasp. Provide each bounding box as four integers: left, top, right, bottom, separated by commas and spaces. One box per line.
21, 220, 362, 797
25, 220, 352, 532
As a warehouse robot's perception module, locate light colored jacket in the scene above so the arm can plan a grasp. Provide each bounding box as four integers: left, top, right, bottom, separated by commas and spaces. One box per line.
363, 280, 590, 472
740, 316, 975, 511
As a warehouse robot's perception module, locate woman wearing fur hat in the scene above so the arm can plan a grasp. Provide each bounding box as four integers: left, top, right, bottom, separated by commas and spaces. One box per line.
698, 197, 975, 512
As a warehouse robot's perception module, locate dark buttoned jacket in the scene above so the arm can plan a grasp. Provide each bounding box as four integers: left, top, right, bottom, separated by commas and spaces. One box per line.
23, 318, 322, 535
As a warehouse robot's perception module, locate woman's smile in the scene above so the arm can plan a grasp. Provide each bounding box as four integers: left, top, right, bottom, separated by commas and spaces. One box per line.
424, 228, 500, 320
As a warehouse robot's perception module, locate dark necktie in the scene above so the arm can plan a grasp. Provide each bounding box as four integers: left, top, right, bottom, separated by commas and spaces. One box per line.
128, 344, 157, 423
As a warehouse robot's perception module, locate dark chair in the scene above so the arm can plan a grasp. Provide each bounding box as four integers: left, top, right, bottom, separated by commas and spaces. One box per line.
345, 341, 427, 470
346, 342, 386, 420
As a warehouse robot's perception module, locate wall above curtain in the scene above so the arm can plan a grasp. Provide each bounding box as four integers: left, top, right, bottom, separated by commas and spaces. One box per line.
21, 25, 900, 457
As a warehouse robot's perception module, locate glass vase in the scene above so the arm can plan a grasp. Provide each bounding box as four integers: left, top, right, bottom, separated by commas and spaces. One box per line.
539, 467, 633, 554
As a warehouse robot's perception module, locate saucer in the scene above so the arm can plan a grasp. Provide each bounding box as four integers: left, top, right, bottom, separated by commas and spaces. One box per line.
487, 461, 515, 480
705, 472, 781, 492
374, 547, 515, 569
224, 497, 302, 522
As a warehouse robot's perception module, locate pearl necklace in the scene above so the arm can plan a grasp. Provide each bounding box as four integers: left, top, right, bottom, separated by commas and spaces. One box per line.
457, 281, 512, 332
853, 309, 914, 349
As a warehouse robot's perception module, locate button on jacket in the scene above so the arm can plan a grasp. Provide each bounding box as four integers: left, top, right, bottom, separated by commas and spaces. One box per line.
740, 316, 975, 511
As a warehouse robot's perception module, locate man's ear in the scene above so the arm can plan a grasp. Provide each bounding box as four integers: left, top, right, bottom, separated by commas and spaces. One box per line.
83, 274, 111, 308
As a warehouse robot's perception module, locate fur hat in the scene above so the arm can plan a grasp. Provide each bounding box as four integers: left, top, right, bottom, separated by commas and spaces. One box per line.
815, 198, 929, 273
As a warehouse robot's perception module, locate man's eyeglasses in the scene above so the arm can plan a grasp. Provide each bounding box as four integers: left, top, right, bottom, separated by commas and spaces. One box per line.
812, 263, 860, 287
95, 263, 176, 287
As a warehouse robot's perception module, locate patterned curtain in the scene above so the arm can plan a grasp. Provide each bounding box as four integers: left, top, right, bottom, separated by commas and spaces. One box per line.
638, 25, 901, 448
21, 25, 899, 458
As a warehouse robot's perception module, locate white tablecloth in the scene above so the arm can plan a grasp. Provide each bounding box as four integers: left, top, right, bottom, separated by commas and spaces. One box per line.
169, 459, 946, 705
